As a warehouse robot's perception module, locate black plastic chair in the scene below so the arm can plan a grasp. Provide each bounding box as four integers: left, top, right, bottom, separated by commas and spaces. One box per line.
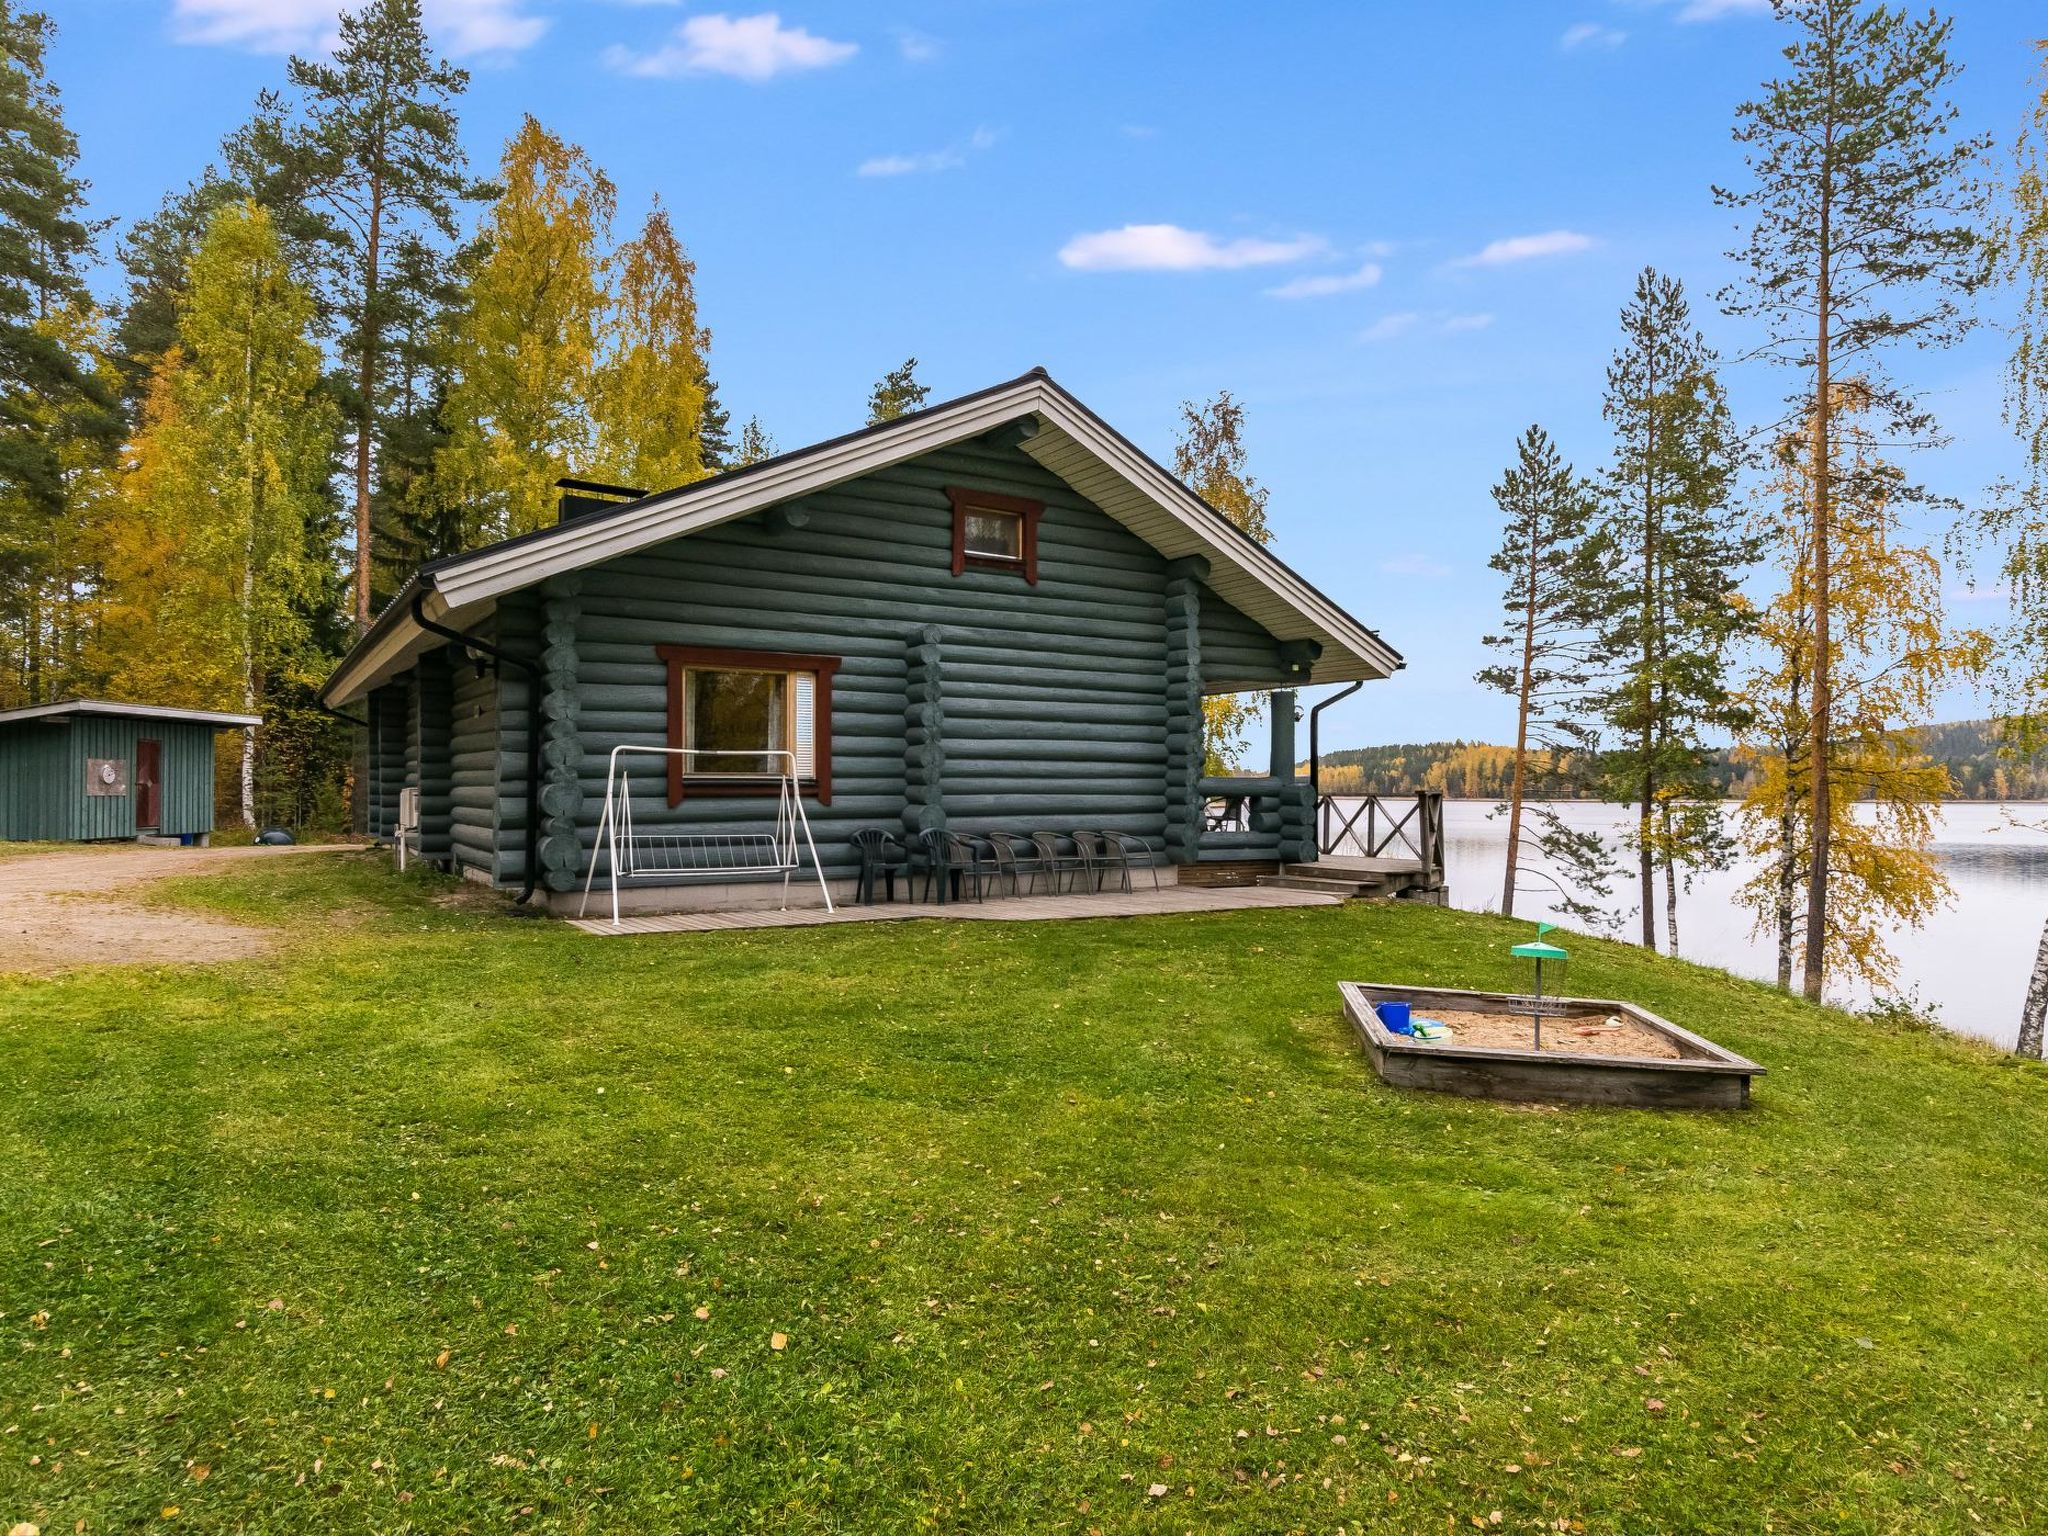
1099, 831, 1163, 891
1029, 832, 1090, 895
850, 827, 909, 905
913, 828, 996, 904
1070, 831, 1113, 893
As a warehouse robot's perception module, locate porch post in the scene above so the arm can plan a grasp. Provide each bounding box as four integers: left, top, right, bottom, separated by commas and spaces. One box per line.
1269, 688, 1312, 864
903, 624, 945, 835
1163, 556, 1209, 865
535, 574, 584, 894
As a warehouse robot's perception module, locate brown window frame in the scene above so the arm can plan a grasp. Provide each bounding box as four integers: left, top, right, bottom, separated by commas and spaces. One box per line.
947, 486, 1043, 585
656, 644, 839, 807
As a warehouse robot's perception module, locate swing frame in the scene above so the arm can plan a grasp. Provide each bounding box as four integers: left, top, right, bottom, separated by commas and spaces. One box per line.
576, 745, 834, 927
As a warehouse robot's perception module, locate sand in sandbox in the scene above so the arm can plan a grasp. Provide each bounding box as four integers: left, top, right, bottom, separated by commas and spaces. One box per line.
1403, 1007, 1681, 1060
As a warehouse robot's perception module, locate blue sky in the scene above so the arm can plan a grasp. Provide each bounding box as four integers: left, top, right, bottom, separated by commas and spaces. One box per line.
49, 0, 2048, 754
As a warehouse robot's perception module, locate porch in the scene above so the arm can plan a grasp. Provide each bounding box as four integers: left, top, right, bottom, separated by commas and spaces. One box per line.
566, 879, 1341, 935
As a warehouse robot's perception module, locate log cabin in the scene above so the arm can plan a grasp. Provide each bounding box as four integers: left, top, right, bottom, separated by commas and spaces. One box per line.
318, 369, 1403, 912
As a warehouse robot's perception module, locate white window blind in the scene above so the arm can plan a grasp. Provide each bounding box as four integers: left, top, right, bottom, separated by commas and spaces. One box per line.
793, 671, 816, 778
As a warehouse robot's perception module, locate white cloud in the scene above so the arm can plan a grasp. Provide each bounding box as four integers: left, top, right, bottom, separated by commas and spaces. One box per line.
171, 0, 545, 55
1058, 223, 1324, 273
1561, 21, 1626, 49
1673, 0, 1769, 19
1265, 260, 1384, 300
1360, 311, 1493, 343
858, 126, 995, 178
605, 12, 857, 81
1452, 229, 1597, 267
1359, 312, 1421, 343
896, 28, 940, 62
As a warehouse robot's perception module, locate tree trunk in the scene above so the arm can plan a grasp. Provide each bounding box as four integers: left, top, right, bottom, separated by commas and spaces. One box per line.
353, 175, 386, 632
1661, 802, 1680, 956
2018, 918, 2048, 1059
1803, 82, 1839, 1005
1502, 525, 1540, 918
1637, 338, 1659, 951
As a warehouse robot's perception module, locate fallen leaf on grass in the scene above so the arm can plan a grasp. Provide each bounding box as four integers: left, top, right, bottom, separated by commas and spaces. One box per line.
770, 1332, 788, 1352
1146, 1483, 1167, 1498
434, 1350, 451, 1370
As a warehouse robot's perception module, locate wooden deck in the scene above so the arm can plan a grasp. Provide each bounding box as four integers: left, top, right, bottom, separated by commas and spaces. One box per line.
567, 883, 1341, 936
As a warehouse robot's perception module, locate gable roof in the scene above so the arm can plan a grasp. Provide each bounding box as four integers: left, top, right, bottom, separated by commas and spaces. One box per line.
322, 368, 1402, 707
0, 699, 263, 729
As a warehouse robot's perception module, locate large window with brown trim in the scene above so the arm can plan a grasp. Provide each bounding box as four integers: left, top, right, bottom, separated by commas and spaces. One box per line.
947, 486, 1043, 585
656, 645, 838, 806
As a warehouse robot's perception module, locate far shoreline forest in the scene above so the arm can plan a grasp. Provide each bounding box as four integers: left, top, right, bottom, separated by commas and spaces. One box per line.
1316, 720, 2048, 803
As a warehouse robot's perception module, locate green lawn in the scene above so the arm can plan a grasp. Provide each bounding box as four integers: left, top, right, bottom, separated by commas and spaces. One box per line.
3, 853, 2045, 1534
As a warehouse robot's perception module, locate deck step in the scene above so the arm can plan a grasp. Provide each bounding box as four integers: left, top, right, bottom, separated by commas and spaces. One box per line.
1257, 874, 1385, 897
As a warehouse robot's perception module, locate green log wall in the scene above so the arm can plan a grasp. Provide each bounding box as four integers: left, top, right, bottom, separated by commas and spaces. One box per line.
448, 638, 500, 879
370, 434, 1312, 889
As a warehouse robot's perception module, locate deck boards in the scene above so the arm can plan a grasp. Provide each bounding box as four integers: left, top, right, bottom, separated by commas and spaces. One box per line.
567, 883, 1340, 935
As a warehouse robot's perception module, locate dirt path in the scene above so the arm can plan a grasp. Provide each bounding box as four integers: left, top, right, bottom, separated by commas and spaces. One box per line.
0, 843, 356, 976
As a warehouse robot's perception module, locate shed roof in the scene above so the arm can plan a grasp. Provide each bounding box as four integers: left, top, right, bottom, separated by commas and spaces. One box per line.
322, 368, 1402, 708
0, 699, 263, 729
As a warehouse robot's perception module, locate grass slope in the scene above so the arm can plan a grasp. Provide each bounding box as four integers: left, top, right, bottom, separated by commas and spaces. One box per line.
2, 853, 2045, 1534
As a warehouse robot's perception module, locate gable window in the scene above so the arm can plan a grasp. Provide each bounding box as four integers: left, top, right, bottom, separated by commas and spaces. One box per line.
947, 486, 1043, 585
657, 645, 838, 806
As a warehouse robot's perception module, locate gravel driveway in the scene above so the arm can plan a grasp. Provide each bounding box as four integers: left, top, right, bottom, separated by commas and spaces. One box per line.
0, 843, 353, 975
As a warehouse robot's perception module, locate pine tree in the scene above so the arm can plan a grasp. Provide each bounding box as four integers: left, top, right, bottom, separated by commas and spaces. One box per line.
1173, 392, 1273, 771
1716, 0, 1991, 1000
0, 1, 119, 706
282, 0, 480, 629
99, 203, 338, 826
1475, 426, 1613, 926
431, 116, 613, 546
592, 200, 708, 491
866, 357, 928, 424
1591, 269, 1748, 955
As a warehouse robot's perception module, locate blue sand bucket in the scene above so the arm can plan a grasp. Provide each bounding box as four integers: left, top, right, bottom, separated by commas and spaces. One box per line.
1375, 1000, 1413, 1034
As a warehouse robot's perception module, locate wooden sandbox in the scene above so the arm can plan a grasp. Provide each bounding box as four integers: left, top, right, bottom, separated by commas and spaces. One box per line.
1340, 982, 1764, 1110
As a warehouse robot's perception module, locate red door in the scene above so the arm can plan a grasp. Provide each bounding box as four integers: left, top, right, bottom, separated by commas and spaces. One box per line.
135, 739, 162, 829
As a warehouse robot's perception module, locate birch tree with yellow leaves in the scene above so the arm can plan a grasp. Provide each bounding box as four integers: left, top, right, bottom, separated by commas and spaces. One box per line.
431, 116, 613, 544
98, 201, 337, 826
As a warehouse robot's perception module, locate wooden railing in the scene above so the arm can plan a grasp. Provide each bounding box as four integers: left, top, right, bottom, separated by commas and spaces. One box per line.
1316, 791, 1444, 877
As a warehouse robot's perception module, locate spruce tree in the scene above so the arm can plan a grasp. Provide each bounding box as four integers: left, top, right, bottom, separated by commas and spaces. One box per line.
282, 0, 480, 628
1716, 0, 1991, 999
1591, 268, 1748, 955
1475, 426, 1612, 925
698, 368, 733, 471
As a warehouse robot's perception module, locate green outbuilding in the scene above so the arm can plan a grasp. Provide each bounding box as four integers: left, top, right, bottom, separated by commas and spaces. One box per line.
0, 700, 261, 843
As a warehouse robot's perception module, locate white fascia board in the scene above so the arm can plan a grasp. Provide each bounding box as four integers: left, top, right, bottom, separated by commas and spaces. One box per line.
0, 700, 264, 728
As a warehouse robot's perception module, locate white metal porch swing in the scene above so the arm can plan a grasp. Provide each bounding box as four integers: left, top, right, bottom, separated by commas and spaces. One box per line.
576, 745, 834, 927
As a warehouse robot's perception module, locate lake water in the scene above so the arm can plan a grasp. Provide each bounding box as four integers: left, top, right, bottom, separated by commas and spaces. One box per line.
1371, 799, 2048, 1049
